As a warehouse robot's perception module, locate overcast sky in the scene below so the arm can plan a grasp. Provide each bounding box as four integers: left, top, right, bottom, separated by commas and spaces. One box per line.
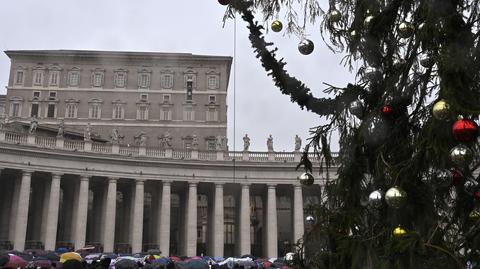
0, 0, 356, 152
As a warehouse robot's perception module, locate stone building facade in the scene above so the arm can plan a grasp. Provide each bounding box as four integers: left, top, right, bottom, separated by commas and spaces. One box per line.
5, 50, 231, 150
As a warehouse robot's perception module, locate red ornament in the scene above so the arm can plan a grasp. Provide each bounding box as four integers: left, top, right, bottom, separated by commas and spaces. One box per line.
381, 105, 393, 118
218, 0, 230, 5
474, 190, 480, 200
451, 169, 463, 186
452, 118, 478, 143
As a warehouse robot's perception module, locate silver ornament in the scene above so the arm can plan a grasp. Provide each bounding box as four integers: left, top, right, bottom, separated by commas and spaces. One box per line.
329, 9, 341, 23
420, 54, 434, 68
298, 172, 314, 186
450, 144, 473, 167
368, 190, 383, 208
349, 100, 364, 118
350, 30, 358, 39
385, 186, 407, 209
305, 215, 316, 225
435, 169, 453, 187
364, 66, 382, 81
364, 15, 374, 28
298, 39, 314, 55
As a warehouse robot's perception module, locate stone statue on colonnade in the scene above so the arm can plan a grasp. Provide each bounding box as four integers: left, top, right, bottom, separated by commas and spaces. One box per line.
243, 134, 250, 151
294, 135, 302, 151
267, 134, 274, 152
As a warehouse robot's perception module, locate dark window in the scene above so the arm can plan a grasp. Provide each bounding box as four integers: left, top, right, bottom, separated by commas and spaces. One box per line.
31, 104, 39, 117
47, 104, 55, 118
186, 81, 193, 101
33, 91, 40, 98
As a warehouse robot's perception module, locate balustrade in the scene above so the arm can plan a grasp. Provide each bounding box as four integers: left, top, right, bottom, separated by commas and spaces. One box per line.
92, 142, 112, 154
0, 131, 337, 164
35, 136, 56, 148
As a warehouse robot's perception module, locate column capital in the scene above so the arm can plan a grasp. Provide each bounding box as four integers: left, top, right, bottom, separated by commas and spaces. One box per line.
267, 183, 277, 188
22, 170, 34, 176
162, 180, 172, 186
188, 181, 198, 187
214, 182, 225, 187
79, 175, 90, 181
108, 177, 119, 183
241, 183, 251, 188
135, 179, 146, 184
51, 172, 64, 178
293, 183, 303, 189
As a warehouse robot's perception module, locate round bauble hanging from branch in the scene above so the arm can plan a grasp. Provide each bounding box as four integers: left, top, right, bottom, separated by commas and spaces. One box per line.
328, 9, 341, 23
435, 169, 453, 187
298, 172, 314, 186
452, 118, 478, 143
298, 39, 314, 55
469, 209, 480, 222
398, 22, 414, 38
364, 15, 374, 28
432, 99, 450, 120
218, 0, 230, 5
381, 104, 393, 118
385, 186, 407, 209
392, 226, 407, 237
364, 67, 382, 82
368, 190, 383, 208
348, 99, 364, 118
271, 20, 283, 32
305, 215, 316, 226
450, 144, 474, 167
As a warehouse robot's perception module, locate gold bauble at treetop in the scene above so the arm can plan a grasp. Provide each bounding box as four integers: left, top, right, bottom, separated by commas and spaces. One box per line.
271, 20, 283, 32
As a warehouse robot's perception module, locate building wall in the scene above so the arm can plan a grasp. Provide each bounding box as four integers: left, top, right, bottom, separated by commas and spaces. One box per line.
4, 50, 232, 149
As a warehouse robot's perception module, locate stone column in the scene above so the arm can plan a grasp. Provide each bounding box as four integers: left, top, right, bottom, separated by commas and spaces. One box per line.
44, 173, 62, 251
131, 179, 145, 253
238, 183, 251, 255
293, 184, 304, 245
74, 175, 90, 250
212, 183, 224, 257
266, 184, 278, 258
185, 182, 197, 257
103, 178, 118, 252
13, 170, 32, 251
158, 181, 171, 256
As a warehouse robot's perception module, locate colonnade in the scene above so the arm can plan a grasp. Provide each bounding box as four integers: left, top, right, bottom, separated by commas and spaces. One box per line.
0, 169, 315, 258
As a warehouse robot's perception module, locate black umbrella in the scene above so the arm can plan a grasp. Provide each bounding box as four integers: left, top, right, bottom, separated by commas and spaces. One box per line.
0, 253, 9, 266
115, 259, 140, 269
185, 260, 208, 269
45, 251, 61, 261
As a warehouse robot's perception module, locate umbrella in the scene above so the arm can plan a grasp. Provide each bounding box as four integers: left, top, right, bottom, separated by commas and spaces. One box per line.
174, 261, 186, 269
0, 254, 9, 266
185, 260, 208, 269
45, 251, 61, 261
8, 251, 33, 262
4, 254, 28, 268
147, 249, 162, 256
56, 248, 69, 254
32, 257, 52, 268
241, 254, 255, 260
152, 257, 170, 265
170, 256, 181, 263
60, 252, 82, 263
212, 257, 224, 262
62, 259, 83, 269
115, 259, 139, 269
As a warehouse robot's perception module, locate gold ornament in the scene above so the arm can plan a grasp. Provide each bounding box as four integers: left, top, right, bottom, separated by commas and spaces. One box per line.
364, 15, 374, 28
385, 186, 407, 209
398, 22, 414, 38
328, 9, 341, 23
298, 172, 314, 186
432, 99, 450, 120
271, 20, 283, 32
393, 226, 407, 237
350, 30, 358, 39
469, 210, 480, 222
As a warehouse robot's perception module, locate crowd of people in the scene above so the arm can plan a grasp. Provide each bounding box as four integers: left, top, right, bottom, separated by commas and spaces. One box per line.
0, 249, 294, 269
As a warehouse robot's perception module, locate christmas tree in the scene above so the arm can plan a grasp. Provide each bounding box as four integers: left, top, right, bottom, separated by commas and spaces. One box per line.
223, 0, 480, 268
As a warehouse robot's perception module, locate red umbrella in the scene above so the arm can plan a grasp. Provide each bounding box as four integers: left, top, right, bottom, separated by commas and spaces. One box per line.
170, 256, 181, 263
4, 254, 28, 268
